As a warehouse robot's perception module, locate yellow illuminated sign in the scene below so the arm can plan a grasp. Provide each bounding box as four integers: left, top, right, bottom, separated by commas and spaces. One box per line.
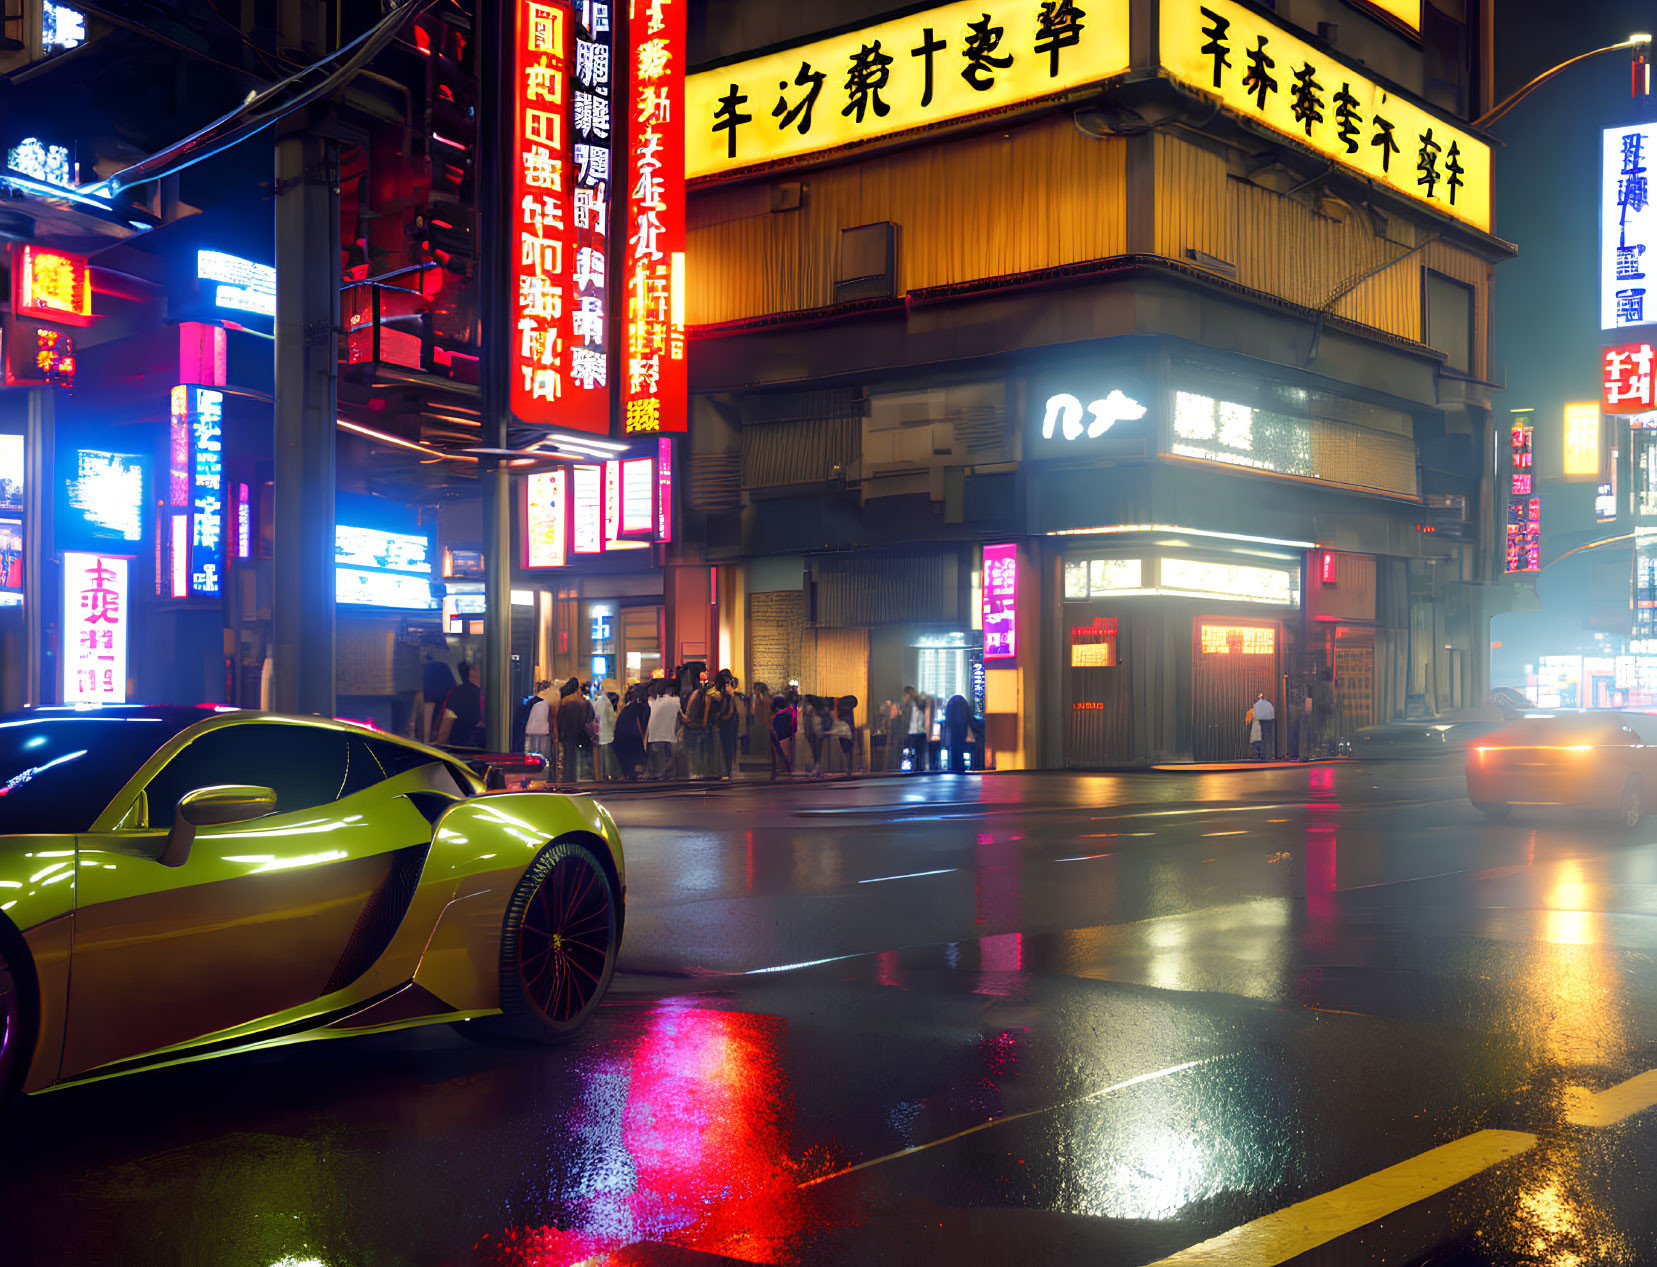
1562, 402, 1601, 479
1355, 0, 1420, 32
1160, 0, 1490, 232
1200, 624, 1276, 655
686, 0, 1130, 180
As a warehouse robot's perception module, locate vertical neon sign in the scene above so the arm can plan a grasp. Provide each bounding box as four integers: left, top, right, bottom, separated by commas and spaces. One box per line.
655, 436, 672, 541
63, 553, 128, 704
621, 0, 685, 434
567, 0, 613, 430
982, 543, 1018, 661
511, 1, 581, 428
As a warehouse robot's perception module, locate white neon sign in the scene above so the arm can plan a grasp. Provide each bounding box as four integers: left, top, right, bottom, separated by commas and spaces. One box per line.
63, 553, 128, 704
197, 250, 276, 318
1041, 390, 1147, 440
6, 138, 73, 188
1605, 125, 1657, 331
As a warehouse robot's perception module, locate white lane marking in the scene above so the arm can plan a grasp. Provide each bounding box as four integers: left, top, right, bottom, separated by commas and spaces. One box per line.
798, 1057, 1216, 1189
1056, 852, 1115, 862
744, 954, 860, 975
858, 868, 957, 884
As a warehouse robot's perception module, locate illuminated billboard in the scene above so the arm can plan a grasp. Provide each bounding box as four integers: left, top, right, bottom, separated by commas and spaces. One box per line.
1605, 124, 1657, 331
334, 524, 437, 610
523, 468, 568, 567
63, 552, 129, 703
61, 449, 145, 547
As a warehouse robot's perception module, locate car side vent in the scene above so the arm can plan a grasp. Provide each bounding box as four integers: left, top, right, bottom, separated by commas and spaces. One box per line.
401, 791, 456, 827
322, 844, 430, 997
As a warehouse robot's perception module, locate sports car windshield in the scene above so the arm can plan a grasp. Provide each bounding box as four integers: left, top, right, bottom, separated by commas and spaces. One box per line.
0, 712, 201, 834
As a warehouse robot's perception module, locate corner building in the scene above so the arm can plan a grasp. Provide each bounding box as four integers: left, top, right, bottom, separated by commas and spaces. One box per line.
686, 0, 1511, 764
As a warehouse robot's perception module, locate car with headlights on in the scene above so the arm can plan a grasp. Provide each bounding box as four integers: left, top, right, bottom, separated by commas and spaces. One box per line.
1465, 712, 1657, 827
0, 705, 625, 1107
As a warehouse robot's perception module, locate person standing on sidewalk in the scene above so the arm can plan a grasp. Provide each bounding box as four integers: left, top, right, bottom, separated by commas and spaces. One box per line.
715, 671, 742, 780
646, 681, 679, 779
1250, 692, 1276, 760
523, 681, 553, 778
555, 677, 594, 783
770, 690, 797, 780
593, 684, 618, 781
614, 685, 649, 780
902, 686, 929, 772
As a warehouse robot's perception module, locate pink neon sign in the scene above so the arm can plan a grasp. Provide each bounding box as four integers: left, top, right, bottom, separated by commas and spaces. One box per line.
982, 543, 1017, 661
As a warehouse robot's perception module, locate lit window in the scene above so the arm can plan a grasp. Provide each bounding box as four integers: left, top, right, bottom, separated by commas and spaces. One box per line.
42, 4, 86, 50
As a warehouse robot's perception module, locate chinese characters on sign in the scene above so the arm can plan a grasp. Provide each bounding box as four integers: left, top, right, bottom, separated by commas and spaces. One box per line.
686, 0, 1130, 180
1562, 402, 1601, 479
167, 386, 223, 598
982, 542, 1018, 660
1162, 0, 1491, 232
1605, 342, 1656, 412
1638, 528, 1657, 636
14, 244, 92, 326
197, 250, 276, 319
1070, 619, 1119, 668
62, 552, 128, 704
570, 0, 613, 421
622, 0, 686, 433
512, 0, 610, 431
1604, 125, 1655, 331
1506, 412, 1540, 572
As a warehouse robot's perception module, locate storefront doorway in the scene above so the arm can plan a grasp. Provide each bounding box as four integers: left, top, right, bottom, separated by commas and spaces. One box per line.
1192, 618, 1281, 761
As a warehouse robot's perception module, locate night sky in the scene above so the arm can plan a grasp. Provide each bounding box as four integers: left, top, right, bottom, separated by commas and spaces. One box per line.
1489, 3, 1656, 676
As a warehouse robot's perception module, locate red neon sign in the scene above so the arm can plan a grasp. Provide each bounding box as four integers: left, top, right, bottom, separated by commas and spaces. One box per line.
621, 0, 686, 434
1604, 343, 1656, 414
509, 0, 607, 432
15, 245, 92, 326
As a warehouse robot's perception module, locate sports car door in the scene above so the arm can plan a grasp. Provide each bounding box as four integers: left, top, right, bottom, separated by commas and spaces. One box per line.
63, 722, 433, 1079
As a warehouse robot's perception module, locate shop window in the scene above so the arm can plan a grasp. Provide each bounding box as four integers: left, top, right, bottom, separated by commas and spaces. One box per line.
1064, 557, 1143, 599
1423, 269, 1474, 375
1070, 620, 1118, 667
1199, 624, 1276, 655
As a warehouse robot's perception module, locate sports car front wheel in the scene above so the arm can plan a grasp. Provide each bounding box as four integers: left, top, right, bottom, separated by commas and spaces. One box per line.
482, 838, 619, 1044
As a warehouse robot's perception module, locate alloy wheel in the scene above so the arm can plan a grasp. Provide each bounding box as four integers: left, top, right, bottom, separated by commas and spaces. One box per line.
516, 850, 614, 1024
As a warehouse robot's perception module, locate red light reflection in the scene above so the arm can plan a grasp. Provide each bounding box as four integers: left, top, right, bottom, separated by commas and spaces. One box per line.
475, 1005, 815, 1265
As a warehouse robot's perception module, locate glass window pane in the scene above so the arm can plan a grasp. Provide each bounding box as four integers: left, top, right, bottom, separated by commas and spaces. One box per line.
1064, 559, 1088, 600
144, 723, 348, 827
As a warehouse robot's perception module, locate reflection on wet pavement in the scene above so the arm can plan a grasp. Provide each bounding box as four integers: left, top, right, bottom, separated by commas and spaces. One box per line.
6, 764, 1657, 1264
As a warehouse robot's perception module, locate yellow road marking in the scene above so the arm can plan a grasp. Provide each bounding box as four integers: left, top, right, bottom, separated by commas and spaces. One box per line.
1565, 1069, 1657, 1127
1143, 1129, 1536, 1267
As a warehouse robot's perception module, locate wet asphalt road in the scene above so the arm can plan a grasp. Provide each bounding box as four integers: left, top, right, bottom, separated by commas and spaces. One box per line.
4, 761, 1657, 1266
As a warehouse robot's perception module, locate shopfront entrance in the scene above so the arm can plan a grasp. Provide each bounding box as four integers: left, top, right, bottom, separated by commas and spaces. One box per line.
1192, 618, 1282, 761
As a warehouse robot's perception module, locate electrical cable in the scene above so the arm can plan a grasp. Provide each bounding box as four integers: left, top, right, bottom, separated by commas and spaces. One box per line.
95, 0, 437, 195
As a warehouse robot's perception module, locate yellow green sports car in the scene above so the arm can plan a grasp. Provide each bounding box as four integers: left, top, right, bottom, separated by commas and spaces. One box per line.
0, 705, 625, 1104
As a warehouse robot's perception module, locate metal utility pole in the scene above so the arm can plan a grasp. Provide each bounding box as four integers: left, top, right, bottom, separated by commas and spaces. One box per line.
271, 123, 340, 717
23, 388, 52, 705
480, 0, 511, 752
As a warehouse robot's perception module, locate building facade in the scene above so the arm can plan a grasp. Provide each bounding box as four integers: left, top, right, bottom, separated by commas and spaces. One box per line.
685, 0, 1511, 764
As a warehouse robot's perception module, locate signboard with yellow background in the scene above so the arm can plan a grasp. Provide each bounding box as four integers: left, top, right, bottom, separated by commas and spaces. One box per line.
686, 0, 1129, 180
1160, 0, 1490, 232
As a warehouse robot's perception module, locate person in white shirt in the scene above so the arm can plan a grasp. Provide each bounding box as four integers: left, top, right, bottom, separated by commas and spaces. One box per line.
1250, 692, 1277, 760
523, 681, 553, 781
646, 683, 680, 780
593, 683, 619, 781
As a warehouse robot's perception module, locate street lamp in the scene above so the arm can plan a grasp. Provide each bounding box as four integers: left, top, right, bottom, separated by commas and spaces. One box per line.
1475, 33, 1653, 128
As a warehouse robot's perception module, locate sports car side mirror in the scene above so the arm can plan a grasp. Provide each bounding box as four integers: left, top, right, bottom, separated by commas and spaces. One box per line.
161, 785, 278, 868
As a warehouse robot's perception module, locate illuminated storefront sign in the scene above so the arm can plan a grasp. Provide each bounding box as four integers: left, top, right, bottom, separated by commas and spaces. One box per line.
1354, 0, 1419, 32
1604, 124, 1657, 331
197, 250, 276, 318
621, 0, 686, 433
656, 437, 673, 541
1506, 411, 1540, 572
1638, 528, 1657, 636
1162, 0, 1491, 232
33, 329, 74, 390
0, 519, 19, 604
512, 1, 585, 429
1563, 402, 1601, 478
64, 449, 144, 544
524, 468, 569, 567
1172, 390, 1313, 477
166, 386, 223, 597
1163, 558, 1294, 605
1199, 623, 1276, 655
62, 552, 128, 703
621, 456, 654, 532
572, 463, 603, 554
1604, 343, 1655, 412
0, 435, 21, 513
686, 0, 1130, 180
981, 542, 1017, 661
335, 524, 437, 610
14, 245, 92, 326
1041, 390, 1146, 441
6, 137, 73, 188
